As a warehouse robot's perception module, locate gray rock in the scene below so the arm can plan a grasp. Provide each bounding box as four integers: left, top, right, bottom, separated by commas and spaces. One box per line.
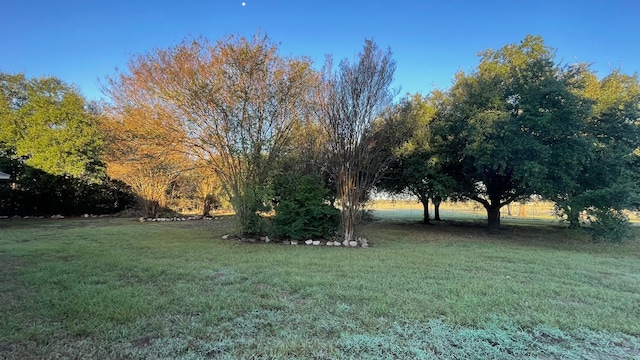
305, 239, 313, 245
349, 241, 358, 247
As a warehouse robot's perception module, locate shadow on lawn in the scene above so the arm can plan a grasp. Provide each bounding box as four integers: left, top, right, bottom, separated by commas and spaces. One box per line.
366, 213, 640, 253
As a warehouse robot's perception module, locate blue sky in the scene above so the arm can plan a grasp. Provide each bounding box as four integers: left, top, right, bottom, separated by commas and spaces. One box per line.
2, 0, 638, 101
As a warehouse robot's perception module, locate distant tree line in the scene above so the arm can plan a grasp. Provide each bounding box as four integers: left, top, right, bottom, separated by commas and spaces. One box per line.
2, 34, 638, 242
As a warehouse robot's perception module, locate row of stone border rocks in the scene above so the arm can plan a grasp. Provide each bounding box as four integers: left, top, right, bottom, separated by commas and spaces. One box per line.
139, 216, 220, 222
223, 234, 370, 248
0, 215, 47, 219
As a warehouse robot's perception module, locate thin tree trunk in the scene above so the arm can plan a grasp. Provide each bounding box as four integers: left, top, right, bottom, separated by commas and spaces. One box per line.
340, 167, 358, 242
567, 208, 581, 229
203, 195, 212, 217
506, 203, 512, 216
433, 196, 442, 221
145, 199, 159, 218
420, 196, 430, 225
518, 202, 526, 217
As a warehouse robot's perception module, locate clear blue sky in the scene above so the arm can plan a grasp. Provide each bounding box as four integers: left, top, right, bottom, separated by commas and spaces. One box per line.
2, 0, 638, 101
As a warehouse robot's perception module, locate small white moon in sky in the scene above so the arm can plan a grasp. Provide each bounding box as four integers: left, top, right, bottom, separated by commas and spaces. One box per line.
242, 2, 246, 6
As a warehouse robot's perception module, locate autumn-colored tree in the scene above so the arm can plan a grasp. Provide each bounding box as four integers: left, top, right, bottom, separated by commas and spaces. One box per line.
186, 164, 226, 216
100, 105, 188, 217
103, 34, 317, 233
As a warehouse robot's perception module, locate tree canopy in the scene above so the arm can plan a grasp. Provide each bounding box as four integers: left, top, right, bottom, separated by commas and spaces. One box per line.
551, 69, 640, 238
378, 93, 457, 224
435, 35, 592, 231
0, 73, 102, 177
103, 34, 318, 231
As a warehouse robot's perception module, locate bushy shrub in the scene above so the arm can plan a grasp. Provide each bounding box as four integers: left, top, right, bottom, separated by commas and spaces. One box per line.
586, 208, 634, 243
272, 173, 340, 240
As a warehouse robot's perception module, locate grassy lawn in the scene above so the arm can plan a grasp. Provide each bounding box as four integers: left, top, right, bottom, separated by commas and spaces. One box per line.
1, 215, 639, 359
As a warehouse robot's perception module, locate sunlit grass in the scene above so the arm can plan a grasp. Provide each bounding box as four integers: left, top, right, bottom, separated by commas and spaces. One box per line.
1, 216, 639, 359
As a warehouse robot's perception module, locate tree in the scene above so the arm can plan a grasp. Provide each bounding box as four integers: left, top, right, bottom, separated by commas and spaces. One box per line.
439, 35, 589, 232
0, 73, 102, 177
194, 167, 225, 216
378, 93, 456, 224
0, 138, 134, 218
100, 104, 189, 217
103, 34, 317, 234
0, 73, 133, 217
321, 40, 408, 241
173, 164, 226, 216
553, 69, 640, 237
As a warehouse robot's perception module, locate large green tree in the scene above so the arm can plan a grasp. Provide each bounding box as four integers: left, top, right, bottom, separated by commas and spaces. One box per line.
439, 35, 589, 232
0, 73, 133, 216
552, 69, 640, 235
0, 73, 102, 177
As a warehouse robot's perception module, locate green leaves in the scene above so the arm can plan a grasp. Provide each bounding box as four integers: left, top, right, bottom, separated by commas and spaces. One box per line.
553, 69, 640, 232
437, 36, 591, 229
272, 173, 340, 240
433, 35, 640, 236
0, 73, 101, 177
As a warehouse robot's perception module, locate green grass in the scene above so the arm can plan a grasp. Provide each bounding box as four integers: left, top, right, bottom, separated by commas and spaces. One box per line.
1, 216, 639, 359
